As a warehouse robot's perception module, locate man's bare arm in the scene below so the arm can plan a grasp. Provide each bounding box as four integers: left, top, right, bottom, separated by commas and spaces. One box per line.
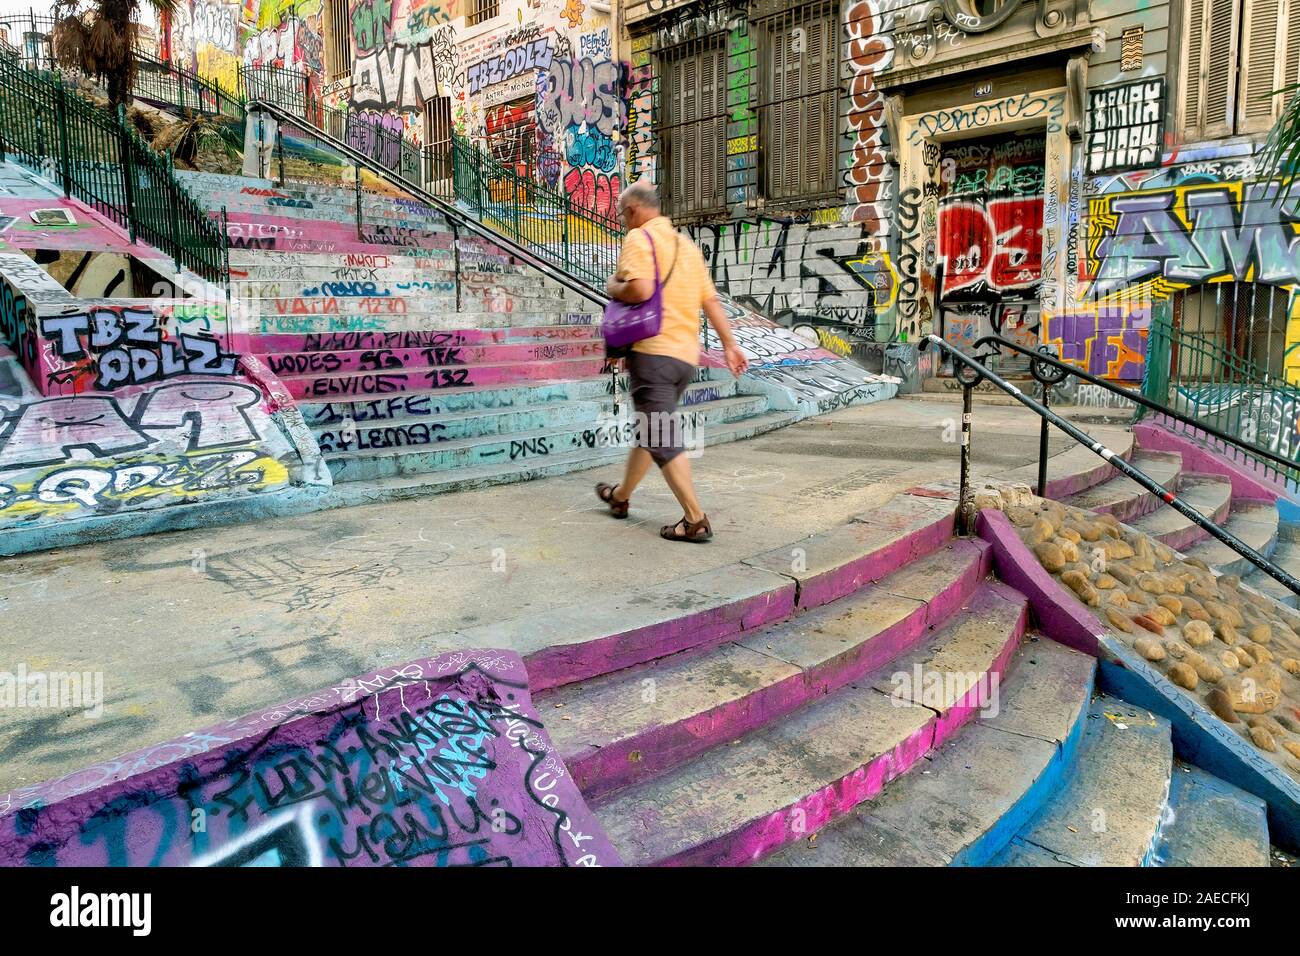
704, 295, 749, 377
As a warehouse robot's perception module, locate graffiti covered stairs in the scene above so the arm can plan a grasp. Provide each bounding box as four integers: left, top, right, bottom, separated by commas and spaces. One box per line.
513, 425, 1291, 867
187, 171, 801, 493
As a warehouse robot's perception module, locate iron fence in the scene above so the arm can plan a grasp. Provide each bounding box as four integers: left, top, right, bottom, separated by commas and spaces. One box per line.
0, 50, 228, 284
1141, 311, 1300, 488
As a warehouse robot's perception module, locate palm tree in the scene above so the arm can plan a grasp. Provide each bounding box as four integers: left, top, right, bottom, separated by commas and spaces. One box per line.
49, 0, 176, 108
1259, 83, 1300, 186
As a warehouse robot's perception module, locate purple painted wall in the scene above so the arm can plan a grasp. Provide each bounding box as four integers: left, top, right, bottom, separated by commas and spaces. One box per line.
0, 650, 621, 867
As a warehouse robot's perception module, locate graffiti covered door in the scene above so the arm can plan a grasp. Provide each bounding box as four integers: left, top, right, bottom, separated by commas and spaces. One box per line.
936, 131, 1046, 375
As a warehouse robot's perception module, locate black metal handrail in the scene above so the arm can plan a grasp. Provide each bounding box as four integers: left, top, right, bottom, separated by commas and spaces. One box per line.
923, 334, 1300, 597
247, 99, 607, 310
971, 333, 1300, 496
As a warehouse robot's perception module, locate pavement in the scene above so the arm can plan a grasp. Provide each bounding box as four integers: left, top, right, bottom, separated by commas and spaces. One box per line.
0, 398, 1124, 794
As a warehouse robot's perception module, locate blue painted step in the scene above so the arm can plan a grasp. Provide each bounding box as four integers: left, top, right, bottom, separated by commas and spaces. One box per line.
1152, 762, 1271, 866
991, 695, 1173, 867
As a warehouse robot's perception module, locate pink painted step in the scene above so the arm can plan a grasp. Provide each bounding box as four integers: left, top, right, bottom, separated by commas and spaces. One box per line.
261, 339, 605, 377
591, 582, 1029, 866
543, 540, 991, 802
278, 355, 608, 399
247, 325, 601, 354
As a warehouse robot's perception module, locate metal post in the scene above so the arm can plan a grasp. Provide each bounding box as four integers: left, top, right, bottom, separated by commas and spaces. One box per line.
54, 77, 71, 197
451, 219, 461, 313
958, 382, 973, 537
117, 104, 137, 243
354, 164, 363, 240
166, 149, 181, 272
276, 126, 284, 186
1037, 383, 1051, 498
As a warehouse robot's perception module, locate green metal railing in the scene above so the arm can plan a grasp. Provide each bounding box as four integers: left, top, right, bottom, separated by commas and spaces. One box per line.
450, 135, 622, 288
239, 64, 314, 122
0, 51, 229, 285
133, 51, 245, 120
1141, 314, 1300, 488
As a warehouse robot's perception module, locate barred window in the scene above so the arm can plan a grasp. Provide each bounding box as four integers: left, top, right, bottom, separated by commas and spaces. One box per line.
467, 0, 500, 27
657, 40, 729, 220
324, 0, 352, 82
755, 1, 839, 204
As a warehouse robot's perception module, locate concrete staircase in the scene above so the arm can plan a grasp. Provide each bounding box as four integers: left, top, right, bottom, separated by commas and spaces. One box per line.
502, 425, 1294, 867
182, 172, 798, 493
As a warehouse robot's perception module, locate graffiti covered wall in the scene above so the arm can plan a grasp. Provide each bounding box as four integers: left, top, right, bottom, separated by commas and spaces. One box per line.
0, 650, 620, 867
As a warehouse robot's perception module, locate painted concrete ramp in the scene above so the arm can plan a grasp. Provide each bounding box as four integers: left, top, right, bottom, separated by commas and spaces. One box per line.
0, 650, 621, 867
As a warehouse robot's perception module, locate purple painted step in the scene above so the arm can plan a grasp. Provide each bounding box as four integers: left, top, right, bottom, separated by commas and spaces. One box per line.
261, 340, 605, 377
451, 493, 959, 694
591, 582, 1029, 866
1061, 450, 1183, 523
279, 356, 608, 400
542, 540, 990, 801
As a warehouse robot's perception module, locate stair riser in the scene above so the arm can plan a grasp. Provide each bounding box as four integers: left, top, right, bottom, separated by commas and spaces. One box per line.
217, 201, 448, 230
230, 250, 519, 270
248, 325, 598, 354
255, 312, 596, 336
325, 401, 767, 478
329, 418, 635, 480
570, 542, 990, 801
655, 605, 1027, 867
243, 294, 571, 317
298, 378, 727, 427
298, 380, 613, 425
286, 358, 606, 400
315, 402, 600, 448
232, 276, 547, 297
265, 341, 603, 376
1154, 497, 1231, 553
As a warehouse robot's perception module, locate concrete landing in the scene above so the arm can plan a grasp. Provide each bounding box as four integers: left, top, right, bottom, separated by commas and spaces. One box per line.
0, 399, 1122, 795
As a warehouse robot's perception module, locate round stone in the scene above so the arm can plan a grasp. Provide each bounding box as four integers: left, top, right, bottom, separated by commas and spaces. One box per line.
1134, 635, 1165, 661
1168, 662, 1198, 690
1183, 620, 1214, 647
1206, 687, 1239, 723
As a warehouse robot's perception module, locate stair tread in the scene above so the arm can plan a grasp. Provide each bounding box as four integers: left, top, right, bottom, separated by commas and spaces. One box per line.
760, 637, 1096, 866
1181, 502, 1280, 570
280, 355, 604, 383
593, 584, 1027, 866
1153, 762, 1271, 867
1242, 538, 1300, 606
1128, 475, 1233, 537
1063, 451, 1182, 512
991, 695, 1172, 867
543, 542, 987, 794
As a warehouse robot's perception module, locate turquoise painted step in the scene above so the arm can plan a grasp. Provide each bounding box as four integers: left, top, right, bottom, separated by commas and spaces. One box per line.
1152, 762, 1271, 866
323, 395, 774, 482
245, 293, 576, 315
229, 250, 526, 272
544, 540, 991, 802
312, 398, 604, 448
990, 694, 1173, 867
760, 636, 1096, 867
310, 392, 769, 449
593, 583, 1029, 866
320, 409, 800, 505
296, 377, 735, 429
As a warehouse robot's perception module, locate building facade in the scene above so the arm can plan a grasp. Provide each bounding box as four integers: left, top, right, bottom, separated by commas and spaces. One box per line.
159, 0, 1300, 391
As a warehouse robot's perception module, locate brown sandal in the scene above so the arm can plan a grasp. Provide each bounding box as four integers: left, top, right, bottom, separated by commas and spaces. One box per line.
596, 482, 629, 518
661, 515, 712, 543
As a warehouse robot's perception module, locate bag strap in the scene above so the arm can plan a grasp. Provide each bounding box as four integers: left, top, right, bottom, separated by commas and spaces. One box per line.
642, 228, 661, 290
642, 229, 681, 291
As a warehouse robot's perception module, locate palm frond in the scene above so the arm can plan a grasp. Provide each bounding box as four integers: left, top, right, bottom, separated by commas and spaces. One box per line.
1258, 82, 1300, 197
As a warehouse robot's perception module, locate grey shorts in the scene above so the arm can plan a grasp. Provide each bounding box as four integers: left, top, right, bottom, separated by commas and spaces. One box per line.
627, 351, 695, 466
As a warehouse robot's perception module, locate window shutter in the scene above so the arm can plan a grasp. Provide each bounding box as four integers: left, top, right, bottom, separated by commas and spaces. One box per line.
1284, 0, 1300, 92
1202, 0, 1239, 138
1239, 0, 1286, 133
1182, 0, 1205, 137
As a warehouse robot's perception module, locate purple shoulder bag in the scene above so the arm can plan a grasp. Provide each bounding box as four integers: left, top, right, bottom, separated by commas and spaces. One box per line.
601, 229, 664, 350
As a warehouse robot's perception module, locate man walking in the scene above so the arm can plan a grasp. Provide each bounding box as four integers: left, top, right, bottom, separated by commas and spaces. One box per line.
595, 180, 748, 542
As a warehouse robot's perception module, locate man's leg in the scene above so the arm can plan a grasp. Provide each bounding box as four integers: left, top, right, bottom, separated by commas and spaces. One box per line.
615, 446, 654, 501
659, 452, 705, 523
